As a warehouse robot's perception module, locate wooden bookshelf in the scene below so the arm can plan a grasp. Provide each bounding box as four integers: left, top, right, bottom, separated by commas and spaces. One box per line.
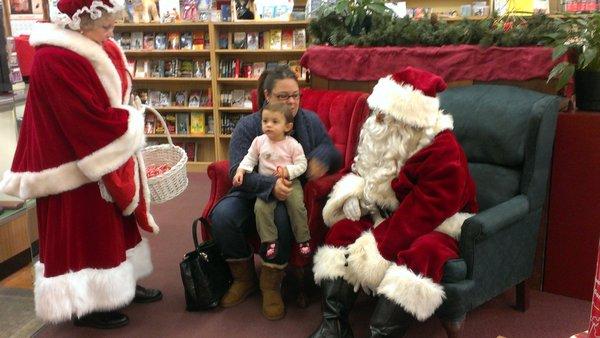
114, 19, 309, 172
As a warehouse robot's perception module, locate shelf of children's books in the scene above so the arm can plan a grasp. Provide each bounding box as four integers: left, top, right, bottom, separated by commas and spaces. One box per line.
215, 49, 306, 54
146, 134, 214, 139
219, 107, 253, 112
154, 107, 213, 112
133, 78, 212, 83
125, 50, 211, 57
218, 78, 307, 84
115, 22, 210, 29
213, 20, 309, 28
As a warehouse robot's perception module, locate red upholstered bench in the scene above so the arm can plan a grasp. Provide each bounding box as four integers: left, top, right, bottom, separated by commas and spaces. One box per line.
199, 88, 370, 306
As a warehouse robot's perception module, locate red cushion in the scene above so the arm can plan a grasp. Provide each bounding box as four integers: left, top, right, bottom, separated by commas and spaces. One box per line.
15, 35, 35, 77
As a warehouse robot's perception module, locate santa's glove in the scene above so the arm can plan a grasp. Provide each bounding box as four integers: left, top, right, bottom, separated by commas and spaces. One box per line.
343, 196, 362, 221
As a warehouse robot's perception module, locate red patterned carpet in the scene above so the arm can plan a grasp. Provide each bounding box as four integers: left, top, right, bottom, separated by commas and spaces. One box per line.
34, 173, 590, 338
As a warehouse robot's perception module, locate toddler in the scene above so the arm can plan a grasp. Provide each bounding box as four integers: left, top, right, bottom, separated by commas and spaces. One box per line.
233, 102, 311, 259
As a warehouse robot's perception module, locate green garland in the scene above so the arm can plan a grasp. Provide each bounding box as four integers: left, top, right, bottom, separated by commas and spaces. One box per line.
308, 12, 562, 48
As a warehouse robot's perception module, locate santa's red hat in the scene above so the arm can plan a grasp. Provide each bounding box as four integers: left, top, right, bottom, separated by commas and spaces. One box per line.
56, 0, 122, 30
367, 67, 448, 128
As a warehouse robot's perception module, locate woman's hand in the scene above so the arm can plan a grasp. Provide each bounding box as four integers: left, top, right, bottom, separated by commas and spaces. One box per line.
273, 177, 292, 201
307, 158, 328, 180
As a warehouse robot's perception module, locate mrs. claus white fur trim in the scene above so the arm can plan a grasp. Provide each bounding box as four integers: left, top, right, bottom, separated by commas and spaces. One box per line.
34, 238, 152, 323
377, 264, 445, 321
367, 76, 441, 128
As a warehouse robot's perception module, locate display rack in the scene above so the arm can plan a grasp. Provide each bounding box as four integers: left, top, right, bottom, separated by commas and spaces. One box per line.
115, 19, 309, 172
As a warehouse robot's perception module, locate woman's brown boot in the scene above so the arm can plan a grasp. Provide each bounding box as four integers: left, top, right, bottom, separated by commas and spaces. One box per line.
259, 264, 286, 320
220, 258, 258, 308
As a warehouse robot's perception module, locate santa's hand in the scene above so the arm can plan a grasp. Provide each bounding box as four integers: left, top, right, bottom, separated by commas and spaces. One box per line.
343, 197, 362, 221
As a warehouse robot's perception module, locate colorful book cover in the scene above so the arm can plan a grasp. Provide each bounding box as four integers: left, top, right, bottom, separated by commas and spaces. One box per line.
188, 90, 202, 107
246, 31, 259, 50
173, 90, 189, 106
164, 113, 177, 134
149, 90, 162, 107
180, 59, 194, 77
292, 28, 306, 49
120, 32, 131, 50
143, 32, 156, 50
131, 31, 144, 50
190, 111, 206, 134
155, 32, 168, 50
281, 29, 293, 50
168, 32, 181, 49
144, 113, 156, 134
176, 112, 190, 134
268, 29, 282, 50
232, 32, 247, 49
192, 31, 205, 50
159, 91, 171, 107
180, 32, 194, 49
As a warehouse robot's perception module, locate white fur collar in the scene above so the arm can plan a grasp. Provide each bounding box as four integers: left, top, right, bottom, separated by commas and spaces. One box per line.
29, 23, 124, 106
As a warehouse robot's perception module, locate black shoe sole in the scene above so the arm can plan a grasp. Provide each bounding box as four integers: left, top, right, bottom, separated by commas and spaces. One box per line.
73, 318, 129, 329
132, 292, 163, 304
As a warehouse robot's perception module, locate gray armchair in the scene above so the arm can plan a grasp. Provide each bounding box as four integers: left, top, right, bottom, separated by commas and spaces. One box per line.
436, 85, 560, 336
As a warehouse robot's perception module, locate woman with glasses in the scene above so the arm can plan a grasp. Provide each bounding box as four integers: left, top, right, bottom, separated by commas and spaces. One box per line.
210, 65, 342, 320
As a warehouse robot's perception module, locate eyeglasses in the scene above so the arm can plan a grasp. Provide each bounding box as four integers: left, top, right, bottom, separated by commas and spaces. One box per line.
273, 92, 301, 101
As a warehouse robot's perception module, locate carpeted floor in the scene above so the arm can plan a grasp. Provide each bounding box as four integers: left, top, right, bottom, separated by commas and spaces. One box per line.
0, 287, 44, 337
30, 173, 592, 337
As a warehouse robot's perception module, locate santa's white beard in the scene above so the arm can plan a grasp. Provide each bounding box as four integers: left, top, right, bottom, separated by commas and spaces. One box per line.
351, 113, 420, 211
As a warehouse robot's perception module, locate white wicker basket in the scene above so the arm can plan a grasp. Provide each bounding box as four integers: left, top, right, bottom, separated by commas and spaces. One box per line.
142, 106, 189, 204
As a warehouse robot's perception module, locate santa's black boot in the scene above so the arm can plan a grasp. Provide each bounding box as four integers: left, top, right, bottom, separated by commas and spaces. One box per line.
309, 277, 358, 338
368, 296, 412, 338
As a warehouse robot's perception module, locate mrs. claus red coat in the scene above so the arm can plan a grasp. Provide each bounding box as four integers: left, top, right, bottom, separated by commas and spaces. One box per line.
0, 23, 158, 323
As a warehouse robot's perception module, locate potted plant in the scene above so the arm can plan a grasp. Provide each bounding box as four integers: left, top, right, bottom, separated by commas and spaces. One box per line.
546, 13, 600, 111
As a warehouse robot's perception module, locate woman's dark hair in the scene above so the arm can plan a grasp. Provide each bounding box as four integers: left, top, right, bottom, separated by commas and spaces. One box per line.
257, 65, 298, 107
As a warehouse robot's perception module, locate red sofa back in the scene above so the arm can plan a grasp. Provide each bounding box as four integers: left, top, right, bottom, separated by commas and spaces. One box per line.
251, 88, 370, 171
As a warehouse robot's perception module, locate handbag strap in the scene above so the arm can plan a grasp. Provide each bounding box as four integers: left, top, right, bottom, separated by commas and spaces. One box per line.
192, 218, 209, 248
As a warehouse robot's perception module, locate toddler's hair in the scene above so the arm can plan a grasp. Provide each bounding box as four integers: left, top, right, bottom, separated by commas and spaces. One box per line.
263, 102, 294, 124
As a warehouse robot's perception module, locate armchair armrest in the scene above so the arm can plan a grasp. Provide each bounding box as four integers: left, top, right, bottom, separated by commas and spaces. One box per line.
201, 160, 232, 219
459, 194, 530, 276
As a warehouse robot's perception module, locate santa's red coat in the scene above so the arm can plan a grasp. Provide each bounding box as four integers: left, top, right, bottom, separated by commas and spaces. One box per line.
313, 129, 478, 321
0, 23, 157, 323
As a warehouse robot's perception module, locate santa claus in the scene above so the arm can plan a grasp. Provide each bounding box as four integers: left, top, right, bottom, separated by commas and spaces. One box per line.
310, 67, 479, 337
0, 0, 162, 329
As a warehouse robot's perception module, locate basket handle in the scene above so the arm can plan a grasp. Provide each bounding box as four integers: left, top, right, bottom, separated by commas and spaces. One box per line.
144, 105, 173, 146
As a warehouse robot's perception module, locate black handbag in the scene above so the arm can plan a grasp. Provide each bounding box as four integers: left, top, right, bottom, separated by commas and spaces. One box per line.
180, 217, 232, 311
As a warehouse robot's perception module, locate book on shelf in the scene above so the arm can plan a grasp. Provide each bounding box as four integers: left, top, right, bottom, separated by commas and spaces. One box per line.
150, 59, 166, 78
232, 32, 247, 49
159, 91, 171, 107
218, 32, 229, 49
192, 31, 206, 50
144, 113, 156, 134
164, 113, 177, 134
231, 89, 246, 107
135, 59, 150, 77
247, 32, 259, 50
281, 29, 293, 50
149, 90, 161, 107
190, 111, 206, 134
131, 31, 143, 50
173, 90, 189, 106
176, 112, 190, 134
181, 0, 200, 21
292, 28, 306, 49
134, 88, 149, 104
120, 32, 131, 50
188, 91, 202, 107
198, 0, 212, 22
155, 32, 168, 50
154, 113, 166, 134
181, 32, 194, 49
158, 0, 181, 22
268, 29, 282, 50
180, 59, 194, 77
252, 61, 266, 78
143, 32, 156, 50
184, 142, 197, 161
168, 32, 181, 49
206, 115, 215, 134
